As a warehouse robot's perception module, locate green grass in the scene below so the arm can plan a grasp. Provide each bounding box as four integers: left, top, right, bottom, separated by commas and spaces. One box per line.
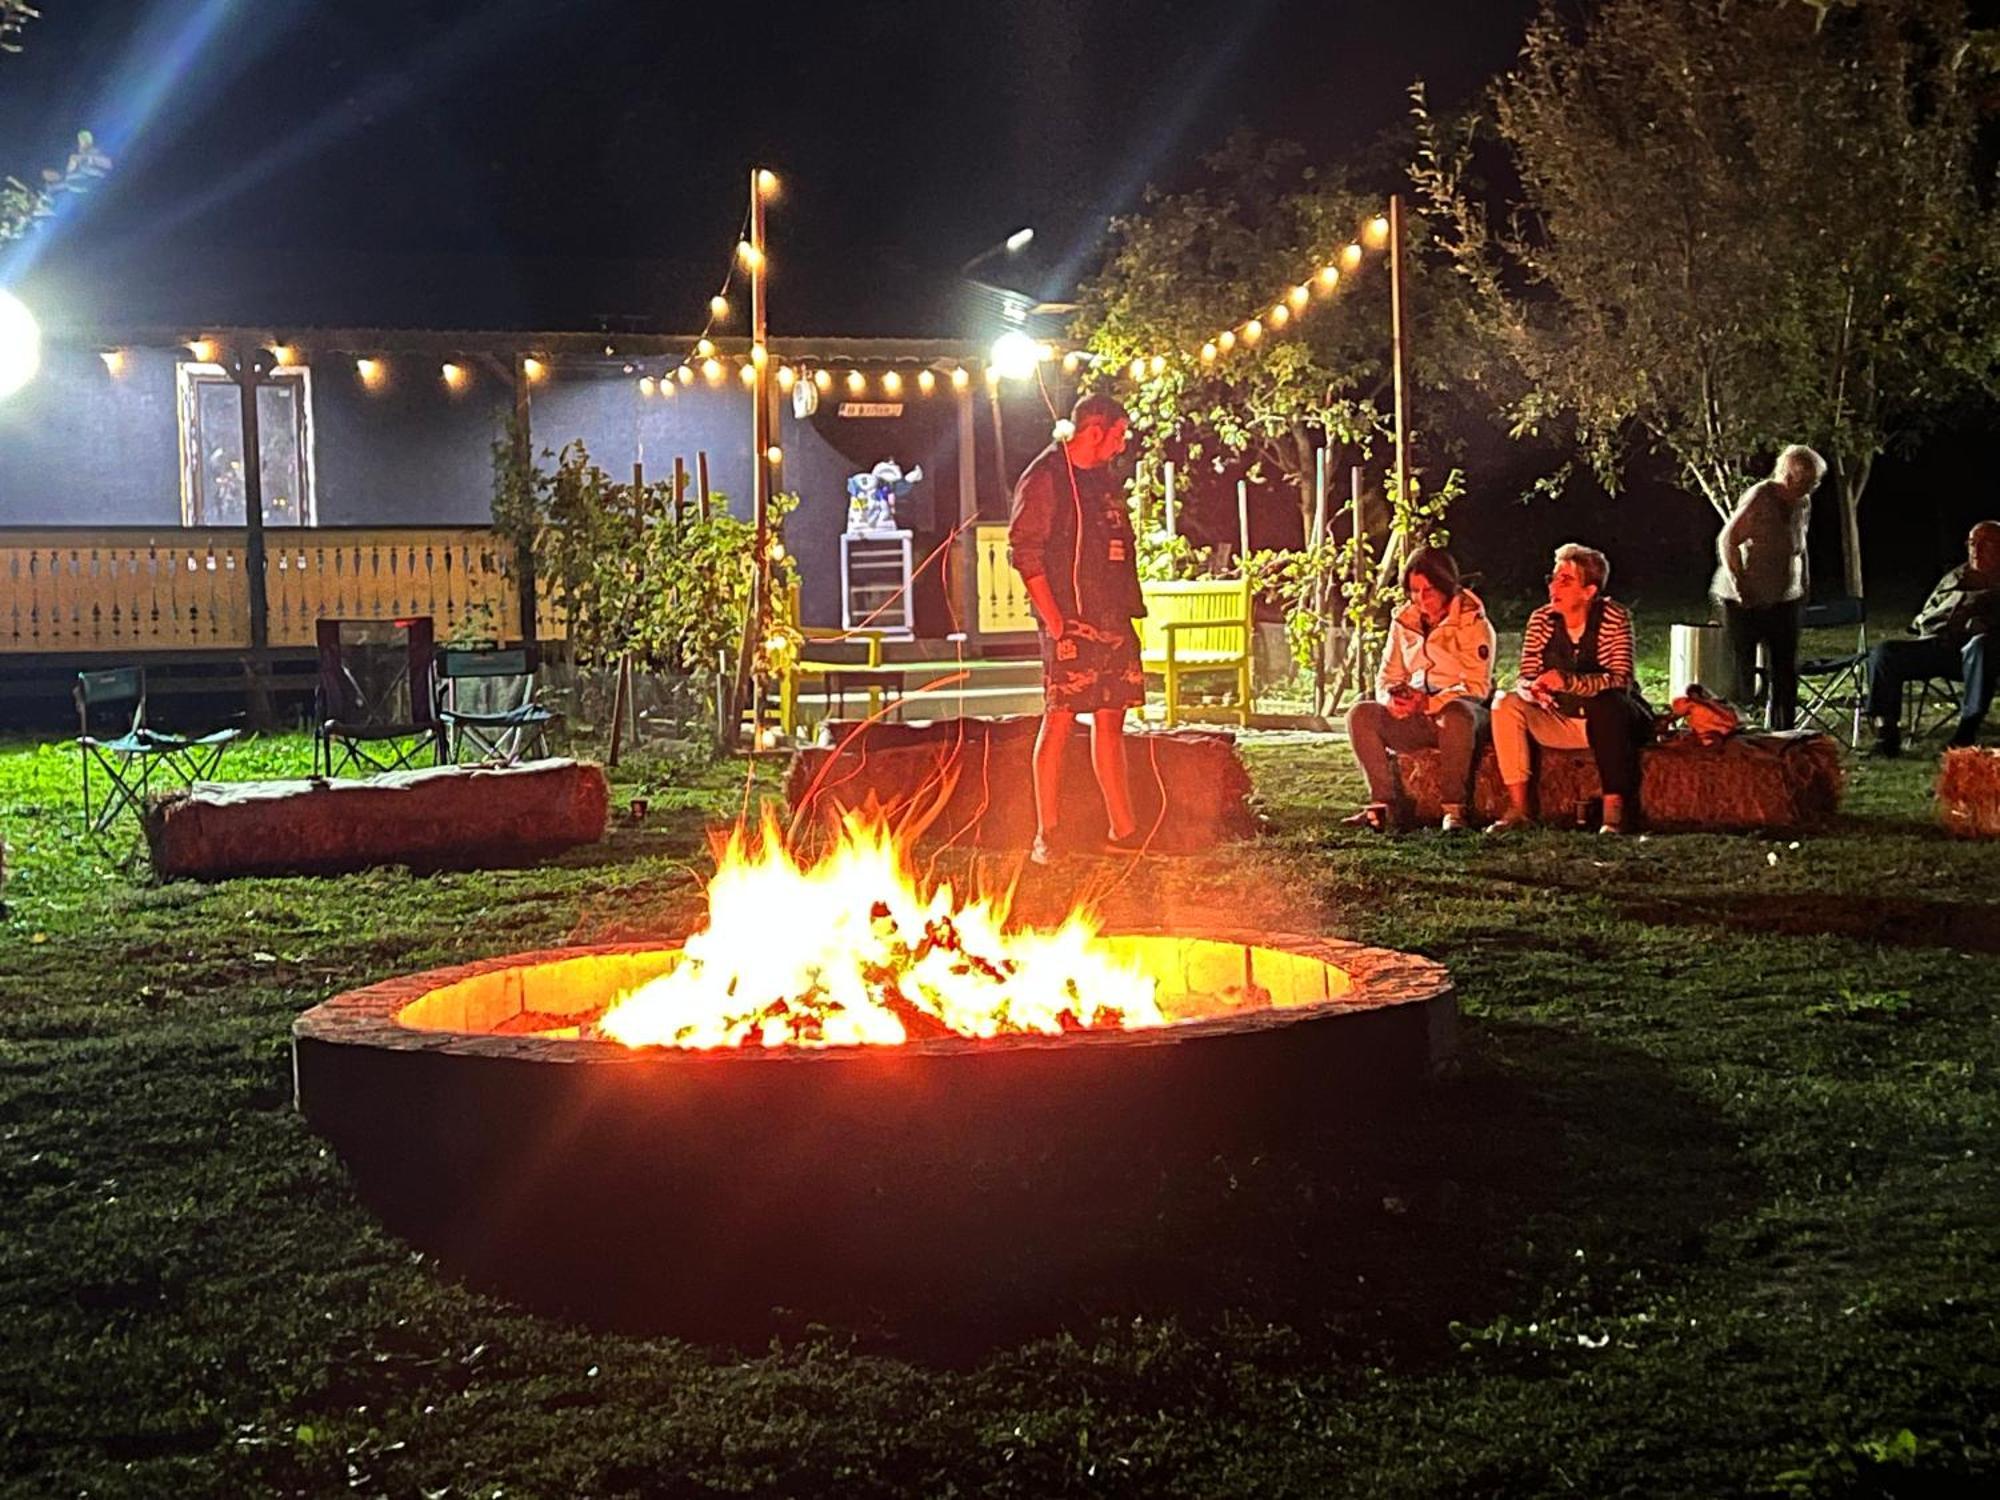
3, 696, 1999, 1495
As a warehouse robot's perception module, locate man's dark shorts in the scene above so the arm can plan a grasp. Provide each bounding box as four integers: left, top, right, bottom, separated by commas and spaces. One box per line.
1040, 619, 1145, 714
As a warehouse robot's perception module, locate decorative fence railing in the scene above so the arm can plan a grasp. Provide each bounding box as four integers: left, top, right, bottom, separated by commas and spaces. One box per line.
0, 526, 561, 655
972, 523, 1036, 635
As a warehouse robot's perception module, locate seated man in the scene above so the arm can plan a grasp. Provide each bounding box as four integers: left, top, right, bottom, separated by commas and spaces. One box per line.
1866, 520, 2000, 756
1489, 543, 1655, 834
1344, 546, 1495, 832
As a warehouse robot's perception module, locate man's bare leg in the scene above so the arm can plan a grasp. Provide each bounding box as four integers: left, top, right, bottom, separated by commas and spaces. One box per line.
1032, 709, 1077, 848
1090, 707, 1138, 839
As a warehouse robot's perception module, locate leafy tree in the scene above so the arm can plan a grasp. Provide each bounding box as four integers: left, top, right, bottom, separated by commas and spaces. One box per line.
1, 4, 109, 245
492, 435, 796, 738
1077, 134, 1481, 547
1417, 0, 2000, 597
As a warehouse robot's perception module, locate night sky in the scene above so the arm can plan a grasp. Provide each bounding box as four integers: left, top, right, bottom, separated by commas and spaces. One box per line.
2, 0, 1539, 335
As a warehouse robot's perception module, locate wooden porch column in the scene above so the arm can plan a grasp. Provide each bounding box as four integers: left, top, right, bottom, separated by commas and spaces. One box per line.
513, 355, 538, 649
233, 347, 275, 730
956, 380, 982, 654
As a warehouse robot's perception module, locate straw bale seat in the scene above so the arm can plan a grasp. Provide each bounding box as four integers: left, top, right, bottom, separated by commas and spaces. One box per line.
145, 758, 608, 879
785, 715, 1255, 853
1937, 747, 2000, 838
1392, 730, 1844, 832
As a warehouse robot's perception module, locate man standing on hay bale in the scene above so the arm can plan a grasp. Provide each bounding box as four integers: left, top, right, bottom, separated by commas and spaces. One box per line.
1009, 393, 1147, 865
1713, 444, 1824, 730
1489, 543, 1654, 835
1866, 520, 2000, 757
1342, 546, 1496, 833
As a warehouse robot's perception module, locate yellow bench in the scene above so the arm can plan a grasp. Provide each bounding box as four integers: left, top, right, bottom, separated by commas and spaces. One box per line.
1138, 577, 1254, 727
775, 583, 891, 737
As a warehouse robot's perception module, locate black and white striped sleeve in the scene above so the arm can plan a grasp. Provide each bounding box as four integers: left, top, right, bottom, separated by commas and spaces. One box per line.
1564, 602, 1635, 697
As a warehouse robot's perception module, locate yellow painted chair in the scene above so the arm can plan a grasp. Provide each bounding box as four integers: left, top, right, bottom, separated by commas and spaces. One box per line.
1137, 576, 1255, 727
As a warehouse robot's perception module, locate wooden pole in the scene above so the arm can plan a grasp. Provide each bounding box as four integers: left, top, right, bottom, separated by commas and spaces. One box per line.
512, 355, 538, 648
697, 451, 711, 521
749, 167, 773, 653
955, 381, 982, 654
607, 654, 628, 767
1312, 446, 1328, 716
1236, 479, 1250, 570
233, 347, 274, 730
672, 455, 688, 526
1388, 192, 1412, 567
1163, 460, 1177, 541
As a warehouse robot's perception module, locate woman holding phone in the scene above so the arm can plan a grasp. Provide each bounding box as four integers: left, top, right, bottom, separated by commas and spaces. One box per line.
1342, 547, 1497, 832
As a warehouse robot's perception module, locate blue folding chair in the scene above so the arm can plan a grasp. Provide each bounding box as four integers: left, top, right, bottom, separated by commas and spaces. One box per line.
75, 668, 239, 834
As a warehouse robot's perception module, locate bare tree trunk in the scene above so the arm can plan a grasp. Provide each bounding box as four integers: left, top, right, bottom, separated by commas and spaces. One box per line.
1836, 452, 1872, 601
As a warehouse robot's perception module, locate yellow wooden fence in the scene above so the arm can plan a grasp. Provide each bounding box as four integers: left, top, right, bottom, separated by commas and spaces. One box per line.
0, 527, 552, 654
973, 523, 1036, 634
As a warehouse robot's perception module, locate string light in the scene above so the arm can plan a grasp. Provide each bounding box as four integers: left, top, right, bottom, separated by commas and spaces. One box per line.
777, 365, 796, 390
702, 357, 723, 382
750, 342, 767, 367
442, 362, 467, 390
737, 241, 763, 271
881, 370, 903, 395
523, 357, 547, 383
764, 445, 783, 464
1062, 351, 1081, 373
99, 349, 126, 376
186, 338, 217, 363
270, 343, 299, 366
813, 368, 832, 392
355, 357, 385, 387
917, 369, 936, 394
710, 295, 730, 320
638, 375, 656, 396
846, 369, 866, 394
739, 361, 756, 387
696, 338, 716, 358
1114, 206, 1391, 381
676, 364, 693, 385
756, 168, 779, 196
950, 366, 968, 390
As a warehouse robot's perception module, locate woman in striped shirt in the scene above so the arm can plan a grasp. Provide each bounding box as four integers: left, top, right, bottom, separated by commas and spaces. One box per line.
1489, 543, 1655, 834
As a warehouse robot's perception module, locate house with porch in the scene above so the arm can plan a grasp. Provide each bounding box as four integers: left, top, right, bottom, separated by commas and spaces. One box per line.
0, 320, 1061, 728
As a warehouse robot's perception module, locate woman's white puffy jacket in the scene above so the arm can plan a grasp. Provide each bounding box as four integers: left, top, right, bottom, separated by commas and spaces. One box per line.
1373, 587, 1497, 705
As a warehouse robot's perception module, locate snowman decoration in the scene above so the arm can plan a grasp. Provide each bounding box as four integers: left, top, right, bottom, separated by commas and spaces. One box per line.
846, 459, 922, 534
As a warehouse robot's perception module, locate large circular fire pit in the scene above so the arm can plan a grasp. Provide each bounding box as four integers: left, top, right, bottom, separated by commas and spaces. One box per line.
295, 932, 1453, 1335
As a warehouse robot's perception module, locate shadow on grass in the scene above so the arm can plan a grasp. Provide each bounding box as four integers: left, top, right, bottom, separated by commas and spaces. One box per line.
1591, 884, 2000, 955
331, 1018, 1752, 1369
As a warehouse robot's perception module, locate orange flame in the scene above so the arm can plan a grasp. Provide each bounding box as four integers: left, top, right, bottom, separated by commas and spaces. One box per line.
597, 808, 1162, 1049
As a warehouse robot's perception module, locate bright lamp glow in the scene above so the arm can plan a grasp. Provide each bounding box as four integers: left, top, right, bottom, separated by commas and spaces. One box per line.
0, 291, 38, 399
989, 330, 1041, 381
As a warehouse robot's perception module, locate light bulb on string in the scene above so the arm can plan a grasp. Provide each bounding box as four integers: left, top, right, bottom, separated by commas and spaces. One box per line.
1288, 284, 1310, 310
846, 369, 866, 394
1268, 303, 1289, 328
950, 366, 969, 389
917, 369, 936, 394
739, 361, 756, 387
1200, 341, 1218, 362
1341, 242, 1363, 271
1129, 357, 1146, 381
710, 295, 730, 320
1243, 319, 1263, 344
1366, 213, 1390, 246
1061, 351, 1081, 373
702, 357, 723, 382
777, 365, 796, 390
737, 241, 764, 271
1217, 330, 1236, 352
756, 168, 780, 196
638, 375, 655, 396
1148, 354, 1166, 376
676, 364, 693, 385
813, 368, 832, 392
696, 338, 716, 358
881, 370, 903, 395
1318, 265, 1340, 288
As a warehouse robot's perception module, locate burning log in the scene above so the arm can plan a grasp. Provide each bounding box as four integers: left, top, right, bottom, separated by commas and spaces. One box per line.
786, 716, 1257, 853
1938, 747, 2000, 838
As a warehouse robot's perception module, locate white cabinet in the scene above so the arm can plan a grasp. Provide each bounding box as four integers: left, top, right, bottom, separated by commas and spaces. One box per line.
840, 529, 914, 640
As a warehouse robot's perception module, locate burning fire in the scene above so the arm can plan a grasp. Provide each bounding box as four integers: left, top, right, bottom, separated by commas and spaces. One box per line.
596, 809, 1163, 1050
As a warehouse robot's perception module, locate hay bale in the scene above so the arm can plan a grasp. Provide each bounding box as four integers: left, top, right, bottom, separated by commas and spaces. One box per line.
145, 758, 609, 879
1938, 747, 2000, 838
1394, 730, 1843, 832
786, 716, 1256, 853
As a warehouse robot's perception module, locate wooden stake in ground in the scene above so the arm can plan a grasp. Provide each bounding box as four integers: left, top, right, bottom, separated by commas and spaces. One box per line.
1388, 193, 1411, 570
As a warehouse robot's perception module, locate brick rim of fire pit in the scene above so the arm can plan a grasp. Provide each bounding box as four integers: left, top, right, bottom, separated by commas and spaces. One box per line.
292, 931, 1456, 1066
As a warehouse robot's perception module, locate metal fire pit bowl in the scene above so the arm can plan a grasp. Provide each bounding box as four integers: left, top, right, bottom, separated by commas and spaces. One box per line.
294, 931, 1454, 1337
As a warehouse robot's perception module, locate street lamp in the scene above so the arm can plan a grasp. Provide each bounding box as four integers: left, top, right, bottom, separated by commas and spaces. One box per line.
959, 226, 1034, 279
0, 289, 41, 400
989, 329, 1042, 382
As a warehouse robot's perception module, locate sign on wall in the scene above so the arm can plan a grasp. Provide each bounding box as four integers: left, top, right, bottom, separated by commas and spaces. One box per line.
837, 402, 904, 419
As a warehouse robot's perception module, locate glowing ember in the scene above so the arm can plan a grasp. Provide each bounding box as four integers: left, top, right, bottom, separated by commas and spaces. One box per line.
596, 809, 1163, 1049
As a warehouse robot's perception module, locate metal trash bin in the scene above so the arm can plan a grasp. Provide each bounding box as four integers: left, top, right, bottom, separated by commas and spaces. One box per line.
1669, 622, 1728, 698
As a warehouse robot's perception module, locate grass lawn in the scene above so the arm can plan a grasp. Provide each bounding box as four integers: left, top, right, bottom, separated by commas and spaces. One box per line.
3, 637, 1998, 1495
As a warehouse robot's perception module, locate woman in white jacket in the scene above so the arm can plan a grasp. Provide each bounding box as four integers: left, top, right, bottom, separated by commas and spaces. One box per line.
1343, 547, 1497, 832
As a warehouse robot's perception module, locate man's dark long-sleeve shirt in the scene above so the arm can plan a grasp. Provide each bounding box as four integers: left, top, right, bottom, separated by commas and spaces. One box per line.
1006, 444, 1145, 629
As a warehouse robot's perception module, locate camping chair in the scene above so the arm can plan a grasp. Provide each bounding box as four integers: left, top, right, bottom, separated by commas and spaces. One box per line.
1795, 598, 1869, 747
436, 644, 559, 764
314, 617, 446, 777
74, 667, 239, 834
